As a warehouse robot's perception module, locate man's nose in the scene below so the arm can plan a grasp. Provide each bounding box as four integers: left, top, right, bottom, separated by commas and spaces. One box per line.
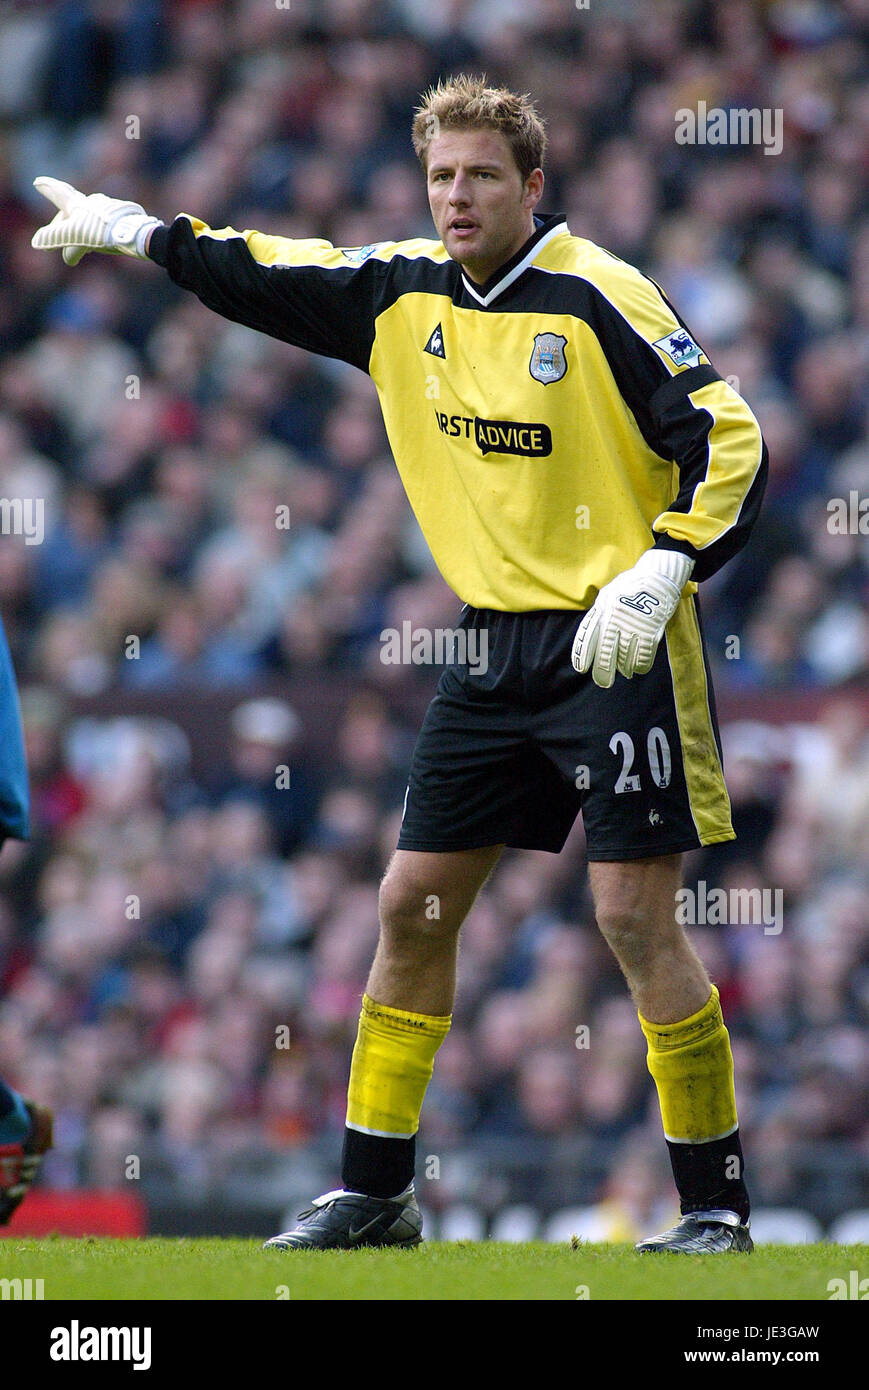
449, 176, 471, 204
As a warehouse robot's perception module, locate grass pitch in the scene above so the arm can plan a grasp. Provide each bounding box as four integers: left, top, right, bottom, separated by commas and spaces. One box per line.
0, 1237, 865, 1300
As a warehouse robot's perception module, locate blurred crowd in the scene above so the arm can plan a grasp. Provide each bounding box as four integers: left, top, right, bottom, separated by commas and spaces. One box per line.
0, 0, 867, 1231
1, 683, 868, 1227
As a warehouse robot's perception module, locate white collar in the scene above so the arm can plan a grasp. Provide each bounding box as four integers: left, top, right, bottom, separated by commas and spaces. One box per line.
460, 219, 568, 307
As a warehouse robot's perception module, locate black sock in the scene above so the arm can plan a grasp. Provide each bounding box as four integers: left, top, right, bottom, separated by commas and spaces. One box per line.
667, 1129, 750, 1223
341, 1127, 415, 1199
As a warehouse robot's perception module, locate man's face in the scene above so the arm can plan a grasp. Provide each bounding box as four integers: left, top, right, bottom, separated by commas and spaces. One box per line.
425, 128, 544, 284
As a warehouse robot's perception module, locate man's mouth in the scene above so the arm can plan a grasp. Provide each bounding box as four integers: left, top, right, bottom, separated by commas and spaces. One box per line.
449, 219, 478, 236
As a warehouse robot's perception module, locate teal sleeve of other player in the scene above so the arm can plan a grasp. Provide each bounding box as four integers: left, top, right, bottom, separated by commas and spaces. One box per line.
0, 616, 29, 842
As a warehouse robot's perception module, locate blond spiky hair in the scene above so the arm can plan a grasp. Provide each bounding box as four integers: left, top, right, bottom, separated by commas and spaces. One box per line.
412, 74, 547, 182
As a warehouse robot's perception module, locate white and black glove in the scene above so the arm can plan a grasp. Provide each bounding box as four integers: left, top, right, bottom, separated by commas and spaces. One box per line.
31, 177, 161, 265
571, 547, 694, 688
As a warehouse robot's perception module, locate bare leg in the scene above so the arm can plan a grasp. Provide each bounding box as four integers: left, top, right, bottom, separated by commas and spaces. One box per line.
367, 844, 504, 1014
589, 853, 710, 1022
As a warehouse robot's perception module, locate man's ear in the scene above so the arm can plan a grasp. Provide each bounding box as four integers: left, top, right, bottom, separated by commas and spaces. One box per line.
523, 168, 545, 210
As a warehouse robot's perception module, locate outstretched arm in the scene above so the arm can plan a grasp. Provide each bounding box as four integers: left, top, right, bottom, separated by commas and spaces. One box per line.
31, 178, 389, 371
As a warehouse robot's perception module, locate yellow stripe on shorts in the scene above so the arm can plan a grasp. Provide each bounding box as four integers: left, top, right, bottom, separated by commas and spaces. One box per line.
664, 597, 734, 846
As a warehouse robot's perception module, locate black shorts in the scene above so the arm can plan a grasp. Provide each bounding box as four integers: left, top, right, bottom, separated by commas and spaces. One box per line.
397, 596, 735, 861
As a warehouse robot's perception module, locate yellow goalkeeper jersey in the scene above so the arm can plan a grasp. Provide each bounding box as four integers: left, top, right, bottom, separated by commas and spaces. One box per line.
149, 213, 767, 611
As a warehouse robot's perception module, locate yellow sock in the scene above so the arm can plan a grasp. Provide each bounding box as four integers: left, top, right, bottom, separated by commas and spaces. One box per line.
345, 994, 451, 1138
639, 986, 738, 1143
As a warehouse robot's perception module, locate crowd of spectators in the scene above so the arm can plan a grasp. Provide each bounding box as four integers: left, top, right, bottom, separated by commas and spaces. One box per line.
0, 0, 866, 1232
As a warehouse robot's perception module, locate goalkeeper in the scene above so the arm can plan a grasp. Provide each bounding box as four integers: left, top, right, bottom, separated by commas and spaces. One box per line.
32, 76, 768, 1254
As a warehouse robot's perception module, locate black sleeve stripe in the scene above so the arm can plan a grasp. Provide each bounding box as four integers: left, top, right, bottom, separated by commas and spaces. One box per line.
649, 364, 722, 420
159, 218, 384, 370
147, 224, 170, 266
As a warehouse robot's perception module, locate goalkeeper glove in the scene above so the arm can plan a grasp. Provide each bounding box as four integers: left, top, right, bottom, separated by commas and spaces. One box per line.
571, 547, 694, 688
30, 177, 161, 266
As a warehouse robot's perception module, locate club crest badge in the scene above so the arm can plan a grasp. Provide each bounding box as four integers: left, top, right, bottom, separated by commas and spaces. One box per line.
529, 333, 568, 384
652, 330, 705, 369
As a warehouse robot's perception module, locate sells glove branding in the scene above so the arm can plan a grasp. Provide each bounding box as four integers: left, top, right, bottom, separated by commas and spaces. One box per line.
619, 589, 662, 615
